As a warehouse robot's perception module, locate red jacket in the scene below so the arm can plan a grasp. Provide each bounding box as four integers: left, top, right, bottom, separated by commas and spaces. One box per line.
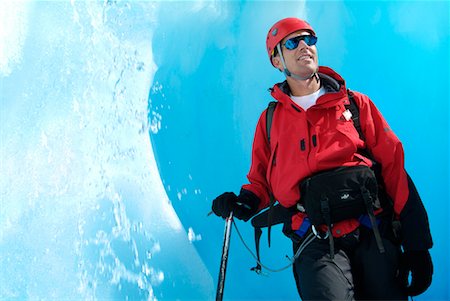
242, 66, 409, 238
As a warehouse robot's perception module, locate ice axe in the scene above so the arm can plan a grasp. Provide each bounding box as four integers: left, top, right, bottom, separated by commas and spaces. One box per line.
216, 211, 233, 301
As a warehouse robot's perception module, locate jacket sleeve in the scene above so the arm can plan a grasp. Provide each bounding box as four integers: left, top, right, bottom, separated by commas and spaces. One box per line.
241, 110, 272, 210
355, 92, 433, 250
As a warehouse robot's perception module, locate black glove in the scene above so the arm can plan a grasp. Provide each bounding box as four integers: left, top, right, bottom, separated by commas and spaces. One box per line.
212, 189, 260, 221
398, 250, 433, 296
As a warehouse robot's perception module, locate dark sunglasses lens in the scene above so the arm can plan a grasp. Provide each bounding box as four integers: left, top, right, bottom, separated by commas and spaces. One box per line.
284, 38, 298, 50
285, 35, 317, 50
304, 35, 318, 46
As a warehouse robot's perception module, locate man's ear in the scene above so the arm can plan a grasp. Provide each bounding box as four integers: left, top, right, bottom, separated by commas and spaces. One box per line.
271, 56, 283, 72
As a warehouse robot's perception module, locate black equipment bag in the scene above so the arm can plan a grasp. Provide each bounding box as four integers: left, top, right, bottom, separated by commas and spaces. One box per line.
300, 165, 381, 228
300, 165, 385, 257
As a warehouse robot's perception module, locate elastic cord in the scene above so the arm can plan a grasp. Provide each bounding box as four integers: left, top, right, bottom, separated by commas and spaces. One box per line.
232, 219, 316, 273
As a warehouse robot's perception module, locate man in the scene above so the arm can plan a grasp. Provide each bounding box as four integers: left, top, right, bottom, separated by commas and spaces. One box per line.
212, 17, 433, 300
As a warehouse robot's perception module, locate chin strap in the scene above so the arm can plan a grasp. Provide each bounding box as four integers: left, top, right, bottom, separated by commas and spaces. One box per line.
276, 43, 318, 81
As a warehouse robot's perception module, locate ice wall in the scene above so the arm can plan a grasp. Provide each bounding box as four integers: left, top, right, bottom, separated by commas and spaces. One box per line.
1, 2, 213, 300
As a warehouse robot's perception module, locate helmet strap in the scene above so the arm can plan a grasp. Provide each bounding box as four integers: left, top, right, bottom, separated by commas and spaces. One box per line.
276, 43, 316, 81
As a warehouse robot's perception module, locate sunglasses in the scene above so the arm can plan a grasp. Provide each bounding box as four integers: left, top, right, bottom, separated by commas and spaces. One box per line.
283, 35, 318, 50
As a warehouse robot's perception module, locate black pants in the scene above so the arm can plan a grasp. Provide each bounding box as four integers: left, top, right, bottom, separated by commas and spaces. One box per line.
293, 227, 407, 301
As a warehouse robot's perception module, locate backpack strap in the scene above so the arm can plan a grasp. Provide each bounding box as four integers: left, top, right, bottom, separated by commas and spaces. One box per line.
345, 90, 376, 163
265, 101, 279, 247
250, 101, 278, 273
266, 101, 277, 145
346, 90, 364, 141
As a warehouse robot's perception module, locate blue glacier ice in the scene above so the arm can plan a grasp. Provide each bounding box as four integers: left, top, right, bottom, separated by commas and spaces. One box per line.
1, 1, 448, 300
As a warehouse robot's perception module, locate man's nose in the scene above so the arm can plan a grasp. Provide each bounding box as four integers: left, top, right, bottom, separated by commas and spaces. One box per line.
297, 40, 308, 49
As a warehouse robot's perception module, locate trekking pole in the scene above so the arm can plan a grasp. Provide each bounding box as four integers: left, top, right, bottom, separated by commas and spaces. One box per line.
216, 212, 233, 301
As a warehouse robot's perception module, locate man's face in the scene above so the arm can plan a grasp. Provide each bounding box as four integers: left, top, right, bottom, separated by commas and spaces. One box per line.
272, 30, 318, 78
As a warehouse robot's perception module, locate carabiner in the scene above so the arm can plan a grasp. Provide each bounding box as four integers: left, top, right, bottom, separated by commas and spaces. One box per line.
311, 225, 329, 239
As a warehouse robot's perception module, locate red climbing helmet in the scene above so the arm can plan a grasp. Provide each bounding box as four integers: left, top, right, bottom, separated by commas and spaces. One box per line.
266, 18, 316, 66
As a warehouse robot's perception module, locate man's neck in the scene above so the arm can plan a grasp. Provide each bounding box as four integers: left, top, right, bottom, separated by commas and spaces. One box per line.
287, 75, 321, 96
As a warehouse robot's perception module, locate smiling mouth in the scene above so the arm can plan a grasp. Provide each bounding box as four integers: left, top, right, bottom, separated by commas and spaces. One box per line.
298, 55, 313, 61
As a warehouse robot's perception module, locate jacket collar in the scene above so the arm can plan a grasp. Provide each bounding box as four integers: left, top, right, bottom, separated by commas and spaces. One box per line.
270, 66, 347, 108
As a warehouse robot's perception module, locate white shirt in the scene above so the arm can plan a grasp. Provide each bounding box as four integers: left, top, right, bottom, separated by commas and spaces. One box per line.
290, 86, 326, 111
